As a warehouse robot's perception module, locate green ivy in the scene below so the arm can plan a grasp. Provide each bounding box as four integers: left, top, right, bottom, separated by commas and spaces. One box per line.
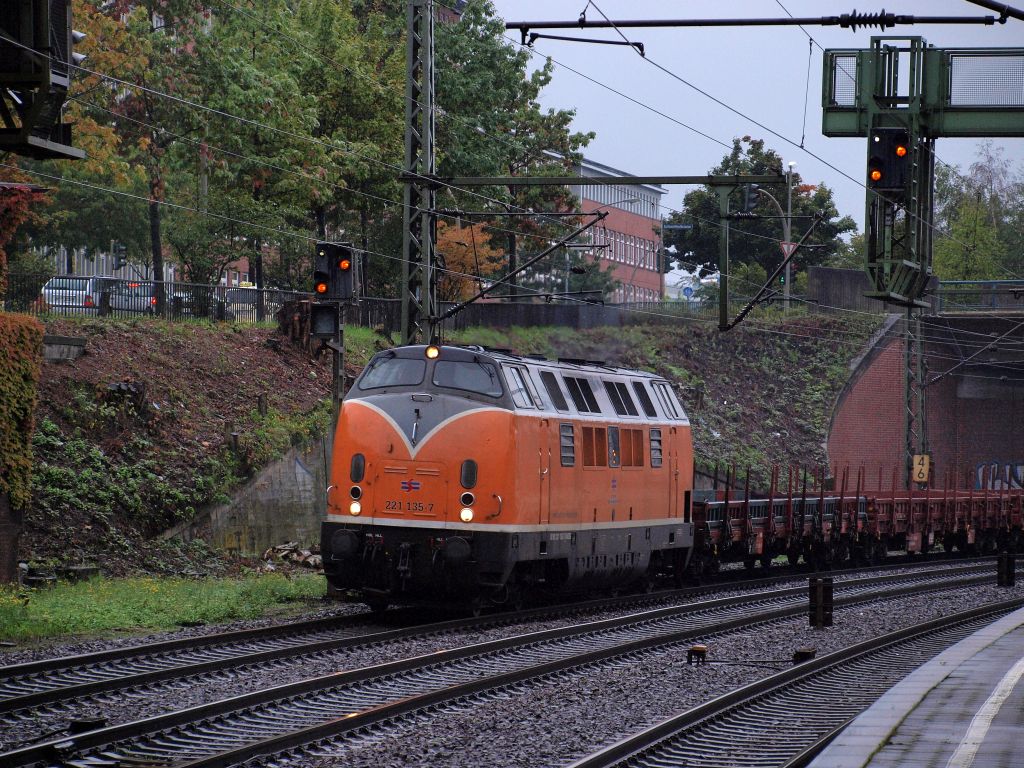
0, 314, 43, 510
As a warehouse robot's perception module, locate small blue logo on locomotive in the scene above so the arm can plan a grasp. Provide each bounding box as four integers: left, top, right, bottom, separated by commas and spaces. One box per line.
400, 480, 422, 492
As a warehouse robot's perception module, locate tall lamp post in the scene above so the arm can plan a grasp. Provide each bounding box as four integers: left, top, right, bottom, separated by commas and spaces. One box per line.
753, 162, 796, 311
785, 161, 796, 311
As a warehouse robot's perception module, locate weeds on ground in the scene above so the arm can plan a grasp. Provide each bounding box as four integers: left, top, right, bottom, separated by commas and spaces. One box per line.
0, 573, 326, 644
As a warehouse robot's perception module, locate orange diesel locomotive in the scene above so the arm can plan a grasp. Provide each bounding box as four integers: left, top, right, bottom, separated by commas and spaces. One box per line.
321, 344, 695, 611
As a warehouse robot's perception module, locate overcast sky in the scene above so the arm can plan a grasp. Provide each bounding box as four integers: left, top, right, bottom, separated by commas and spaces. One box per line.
487, 0, 1024, 233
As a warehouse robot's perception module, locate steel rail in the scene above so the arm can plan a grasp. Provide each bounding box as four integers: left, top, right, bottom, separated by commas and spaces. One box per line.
0, 569, 994, 768
1, 560, 987, 715
567, 600, 1024, 768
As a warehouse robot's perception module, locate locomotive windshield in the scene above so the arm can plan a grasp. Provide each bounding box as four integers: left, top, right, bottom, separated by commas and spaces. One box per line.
432, 360, 503, 397
358, 353, 426, 390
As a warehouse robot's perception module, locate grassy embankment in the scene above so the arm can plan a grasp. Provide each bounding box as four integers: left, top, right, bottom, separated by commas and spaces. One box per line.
0, 572, 326, 645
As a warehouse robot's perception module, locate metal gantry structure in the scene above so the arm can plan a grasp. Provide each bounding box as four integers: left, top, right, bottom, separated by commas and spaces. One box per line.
822, 36, 1024, 485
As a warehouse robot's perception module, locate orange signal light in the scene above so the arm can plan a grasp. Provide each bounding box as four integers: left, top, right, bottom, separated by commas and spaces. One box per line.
895, 145, 908, 158
315, 281, 329, 294
338, 258, 351, 271
870, 169, 883, 182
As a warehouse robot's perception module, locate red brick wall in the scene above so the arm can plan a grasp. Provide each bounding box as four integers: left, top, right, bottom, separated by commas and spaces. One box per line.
828, 335, 906, 488
829, 331, 1024, 490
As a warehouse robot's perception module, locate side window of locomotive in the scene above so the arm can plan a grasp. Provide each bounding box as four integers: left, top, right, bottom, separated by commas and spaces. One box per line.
432, 360, 503, 397
632, 381, 658, 417
503, 365, 545, 409
652, 381, 682, 419
603, 380, 639, 417
582, 426, 608, 467
559, 424, 575, 466
540, 370, 570, 412
620, 428, 644, 467
607, 427, 621, 467
649, 428, 663, 468
358, 354, 426, 390
563, 375, 601, 413
502, 366, 534, 408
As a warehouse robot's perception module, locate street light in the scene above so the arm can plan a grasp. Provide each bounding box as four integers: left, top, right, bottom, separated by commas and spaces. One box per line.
752, 163, 796, 311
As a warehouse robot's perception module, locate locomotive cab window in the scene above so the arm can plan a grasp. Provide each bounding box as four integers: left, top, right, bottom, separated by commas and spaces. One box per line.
502, 365, 542, 409
432, 359, 503, 397
540, 370, 570, 412
358, 353, 426, 390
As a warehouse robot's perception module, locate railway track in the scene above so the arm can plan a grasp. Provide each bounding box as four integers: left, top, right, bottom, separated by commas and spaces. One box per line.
567, 601, 1022, 768
0, 561, 988, 718
0, 565, 999, 768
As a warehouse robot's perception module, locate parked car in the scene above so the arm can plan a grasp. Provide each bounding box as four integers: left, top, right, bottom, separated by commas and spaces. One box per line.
224, 287, 281, 321
39, 276, 114, 315
107, 281, 157, 315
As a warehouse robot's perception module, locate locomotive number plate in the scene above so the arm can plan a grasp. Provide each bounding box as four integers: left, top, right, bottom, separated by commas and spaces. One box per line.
384, 500, 435, 513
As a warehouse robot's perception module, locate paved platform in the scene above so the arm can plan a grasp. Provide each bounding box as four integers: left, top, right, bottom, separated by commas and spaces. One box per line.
810, 604, 1024, 768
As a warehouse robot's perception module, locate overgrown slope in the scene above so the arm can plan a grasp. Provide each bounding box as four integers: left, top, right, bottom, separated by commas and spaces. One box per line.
22, 313, 879, 573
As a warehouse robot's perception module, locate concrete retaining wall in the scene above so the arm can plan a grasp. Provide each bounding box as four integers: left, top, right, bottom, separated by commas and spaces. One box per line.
165, 436, 330, 557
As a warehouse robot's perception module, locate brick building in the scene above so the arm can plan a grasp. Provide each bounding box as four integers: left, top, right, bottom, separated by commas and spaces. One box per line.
570, 158, 666, 303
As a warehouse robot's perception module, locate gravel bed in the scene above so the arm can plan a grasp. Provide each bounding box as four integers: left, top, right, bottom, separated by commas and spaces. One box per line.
0, 576, 1014, 756
297, 583, 1022, 768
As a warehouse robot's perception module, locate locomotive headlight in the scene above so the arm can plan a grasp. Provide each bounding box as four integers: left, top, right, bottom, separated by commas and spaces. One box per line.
349, 501, 362, 516
425, 345, 440, 359
459, 507, 474, 523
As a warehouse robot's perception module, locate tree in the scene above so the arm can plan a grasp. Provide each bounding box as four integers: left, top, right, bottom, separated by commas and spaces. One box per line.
663, 137, 856, 286
436, 1, 595, 301
435, 220, 503, 301
932, 193, 1006, 281
933, 142, 1023, 280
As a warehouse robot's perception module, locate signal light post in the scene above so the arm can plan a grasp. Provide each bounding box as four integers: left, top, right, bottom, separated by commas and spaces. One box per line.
311, 241, 361, 432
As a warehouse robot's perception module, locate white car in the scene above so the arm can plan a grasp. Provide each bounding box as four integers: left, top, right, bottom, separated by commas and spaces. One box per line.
40, 276, 111, 315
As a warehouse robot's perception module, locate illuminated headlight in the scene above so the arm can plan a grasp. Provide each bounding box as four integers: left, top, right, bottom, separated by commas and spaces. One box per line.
349, 501, 362, 516
459, 507, 474, 523
425, 345, 440, 359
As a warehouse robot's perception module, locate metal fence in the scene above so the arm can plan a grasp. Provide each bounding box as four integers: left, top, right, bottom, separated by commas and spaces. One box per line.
933, 280, 1024, 314
2, 272, 309, 324
4, 271, 810, 332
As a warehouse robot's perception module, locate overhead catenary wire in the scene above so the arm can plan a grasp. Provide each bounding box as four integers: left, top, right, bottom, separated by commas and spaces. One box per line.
508, 0, 1002, 265
8, 5, 1022, 359
11, 154, 1020, 373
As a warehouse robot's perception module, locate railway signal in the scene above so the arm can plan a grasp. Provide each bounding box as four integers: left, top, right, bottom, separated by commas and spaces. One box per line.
741, 184, 759, 213
866, 128, 910, 194
112, 243, 128, 271
313, 242, 358, 301
334, 246, 356, 301
314, 242, 332, 297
